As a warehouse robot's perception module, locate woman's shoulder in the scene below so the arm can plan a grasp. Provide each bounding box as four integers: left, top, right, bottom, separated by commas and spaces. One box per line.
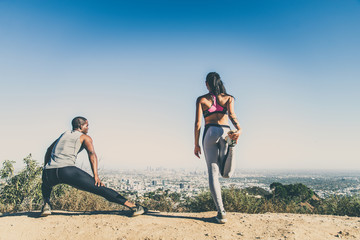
218, 93, 234, 106
196, 93, 211, 102
219, 93, 233, 100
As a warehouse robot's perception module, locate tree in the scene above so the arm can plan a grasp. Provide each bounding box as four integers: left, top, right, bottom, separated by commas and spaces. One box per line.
0, 154, 43, 211
244, 186, 270, 197
0, 160, 16, 179
269, 182, 315, 203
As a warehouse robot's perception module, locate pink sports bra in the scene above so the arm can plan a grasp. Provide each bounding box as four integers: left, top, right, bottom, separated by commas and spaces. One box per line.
203, 94, 228, 117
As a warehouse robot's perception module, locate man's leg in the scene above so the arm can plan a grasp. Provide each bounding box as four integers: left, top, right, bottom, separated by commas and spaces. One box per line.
41, 170, 52, 204
41, 169, 59, 216
57, 166, 142, 211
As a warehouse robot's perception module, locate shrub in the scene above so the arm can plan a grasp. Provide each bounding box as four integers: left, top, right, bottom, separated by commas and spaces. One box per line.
269, 182, 315, 203
186, 191, 215, 212
1, 158, 359, 217
0, 155, 127, 213
139, 189, 186, 212
316, 195, 360, 217
0, 154, 43, 212
50, 186, 125, 212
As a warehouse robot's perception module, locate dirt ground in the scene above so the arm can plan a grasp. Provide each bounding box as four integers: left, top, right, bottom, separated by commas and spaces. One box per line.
1, 210, 359, 240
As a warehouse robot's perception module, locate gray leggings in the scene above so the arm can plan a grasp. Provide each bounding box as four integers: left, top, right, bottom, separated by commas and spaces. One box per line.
203, 124, 235, 213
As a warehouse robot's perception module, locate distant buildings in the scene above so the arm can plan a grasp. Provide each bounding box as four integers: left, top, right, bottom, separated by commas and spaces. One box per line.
100, 169, 360, 198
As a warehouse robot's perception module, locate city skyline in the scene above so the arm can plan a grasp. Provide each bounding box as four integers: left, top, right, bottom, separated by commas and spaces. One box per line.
1, 1, 359, 171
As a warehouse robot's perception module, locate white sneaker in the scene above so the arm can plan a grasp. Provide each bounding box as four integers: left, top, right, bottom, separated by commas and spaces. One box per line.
225, 130, 237, 147
40, 203, 51, 217
131, 204, 148, 217
215, 211, 227, 224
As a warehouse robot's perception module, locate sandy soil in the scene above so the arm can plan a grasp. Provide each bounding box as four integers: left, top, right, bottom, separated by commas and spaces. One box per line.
1, 210, 359, 240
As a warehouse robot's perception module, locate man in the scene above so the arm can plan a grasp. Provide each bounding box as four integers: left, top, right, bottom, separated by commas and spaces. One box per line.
41, 116, 146, 217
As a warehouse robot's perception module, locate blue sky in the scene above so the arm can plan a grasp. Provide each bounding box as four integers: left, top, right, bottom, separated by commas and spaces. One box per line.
0, 0, 359, 171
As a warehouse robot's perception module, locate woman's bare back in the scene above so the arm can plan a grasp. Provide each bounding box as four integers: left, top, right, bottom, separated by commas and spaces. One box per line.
199, 93, 233, 125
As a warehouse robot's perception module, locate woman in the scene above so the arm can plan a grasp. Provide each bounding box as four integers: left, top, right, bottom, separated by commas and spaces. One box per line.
194, 72, 242, 224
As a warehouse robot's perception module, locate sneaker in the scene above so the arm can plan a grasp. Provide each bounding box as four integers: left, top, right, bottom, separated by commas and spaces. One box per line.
131, 204, 148, 217
40, 203, 51, 217
215, 211, 227, 224
225, 130, 237, 147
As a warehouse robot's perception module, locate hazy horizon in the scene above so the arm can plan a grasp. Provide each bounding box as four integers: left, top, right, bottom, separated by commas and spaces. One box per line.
1, 1, 359, 171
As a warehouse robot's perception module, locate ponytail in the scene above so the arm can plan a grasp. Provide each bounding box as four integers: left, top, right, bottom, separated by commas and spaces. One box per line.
206, 72, 227, 95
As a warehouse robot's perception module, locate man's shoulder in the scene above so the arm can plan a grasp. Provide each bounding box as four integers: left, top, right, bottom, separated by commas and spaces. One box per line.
80, 134, 92, 141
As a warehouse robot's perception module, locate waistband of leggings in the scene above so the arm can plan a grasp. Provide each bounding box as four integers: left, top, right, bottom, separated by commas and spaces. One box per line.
205, 124, 230, 129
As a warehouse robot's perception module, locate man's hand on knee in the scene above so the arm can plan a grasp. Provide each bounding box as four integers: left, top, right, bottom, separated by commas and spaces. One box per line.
94, 175, 105, 187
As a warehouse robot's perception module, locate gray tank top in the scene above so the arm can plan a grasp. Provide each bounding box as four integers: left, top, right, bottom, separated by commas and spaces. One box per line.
45, 130, 84, 169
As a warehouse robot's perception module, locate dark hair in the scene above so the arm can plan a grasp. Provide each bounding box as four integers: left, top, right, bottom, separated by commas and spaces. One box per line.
206, 72, 227, 95
71, 116, 87, 130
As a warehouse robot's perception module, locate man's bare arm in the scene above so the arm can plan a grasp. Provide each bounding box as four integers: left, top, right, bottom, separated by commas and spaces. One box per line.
82, 135, 104, 187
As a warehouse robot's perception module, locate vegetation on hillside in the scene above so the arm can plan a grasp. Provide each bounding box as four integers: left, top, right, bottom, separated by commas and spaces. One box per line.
1, 155, 359, 217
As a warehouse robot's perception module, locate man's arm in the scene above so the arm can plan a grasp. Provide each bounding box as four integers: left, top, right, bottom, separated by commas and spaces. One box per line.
82, 135, 104, 187
44, 140, 57, 167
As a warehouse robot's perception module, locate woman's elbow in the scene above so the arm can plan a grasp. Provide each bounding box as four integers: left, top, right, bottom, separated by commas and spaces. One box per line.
195, 122, 201, 129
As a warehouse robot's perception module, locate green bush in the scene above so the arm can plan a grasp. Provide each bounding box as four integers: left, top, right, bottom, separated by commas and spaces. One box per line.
186, 187, 359, 217
1, 156, 359, 217
50, 186, 125, 212
315, 195, 360, 217
187, 188, 313, 214
139, 189, 187, 212
0, 155, 43, 212
222, 188, 264, 213
186, 191, 215, 212
269, 182, 315, 203
0, 155, 126, 213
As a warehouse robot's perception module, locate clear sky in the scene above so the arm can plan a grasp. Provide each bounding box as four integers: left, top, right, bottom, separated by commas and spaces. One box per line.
1, 0, 359, 171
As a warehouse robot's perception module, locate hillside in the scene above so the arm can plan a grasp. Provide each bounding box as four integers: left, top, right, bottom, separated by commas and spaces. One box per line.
1, 211, 359, 240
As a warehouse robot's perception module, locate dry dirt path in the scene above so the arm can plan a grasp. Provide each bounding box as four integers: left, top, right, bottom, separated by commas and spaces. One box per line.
1, 211, 359, 240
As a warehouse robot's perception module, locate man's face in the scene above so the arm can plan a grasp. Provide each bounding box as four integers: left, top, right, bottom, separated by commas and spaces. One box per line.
80, 121, 89, 134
